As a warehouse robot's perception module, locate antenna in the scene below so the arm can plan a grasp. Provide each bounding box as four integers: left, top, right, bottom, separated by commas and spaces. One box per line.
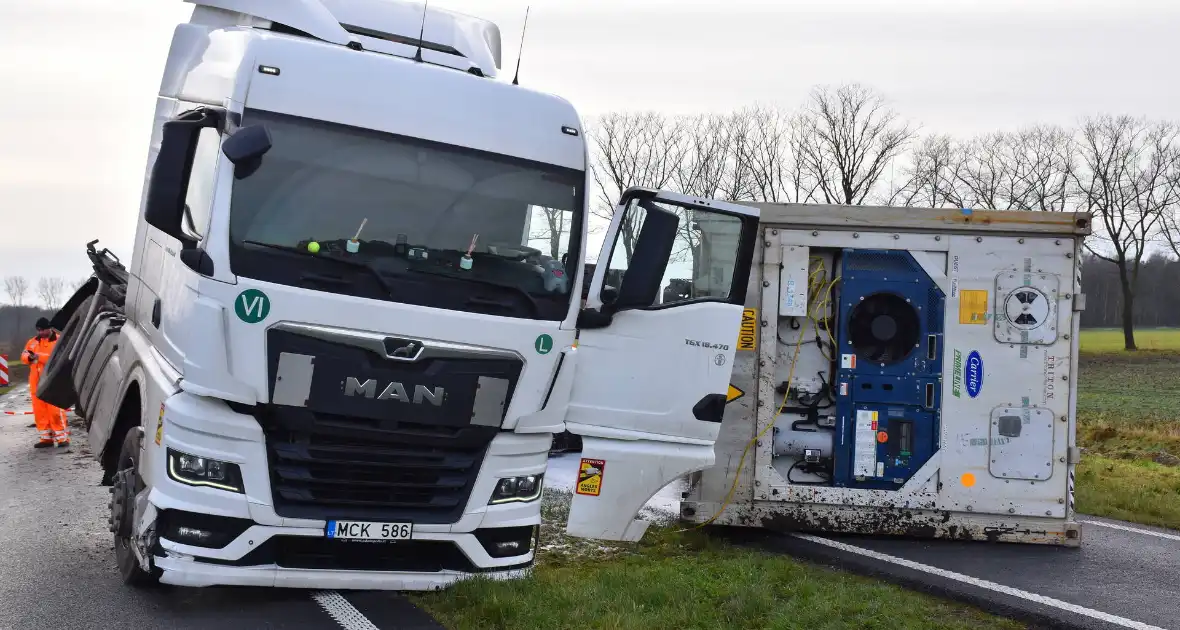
413, 0, 430, 63
511, 6, 530, 86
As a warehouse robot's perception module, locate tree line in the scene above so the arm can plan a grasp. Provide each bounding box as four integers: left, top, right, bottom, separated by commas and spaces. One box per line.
586, 83, 1180, 350
1, 276, 84, 353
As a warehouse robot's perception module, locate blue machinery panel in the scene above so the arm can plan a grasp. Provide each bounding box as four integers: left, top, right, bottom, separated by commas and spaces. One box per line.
833, 250, 945, 490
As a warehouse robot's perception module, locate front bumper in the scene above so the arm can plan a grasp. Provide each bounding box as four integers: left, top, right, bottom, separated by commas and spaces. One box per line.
155, 553, 531, 589
146, 391, 549, 588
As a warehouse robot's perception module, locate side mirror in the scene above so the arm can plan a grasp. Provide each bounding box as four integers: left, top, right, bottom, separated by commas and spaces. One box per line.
613, 203, 678, 310
144, 108, 221, 245
222, 124, 272, 179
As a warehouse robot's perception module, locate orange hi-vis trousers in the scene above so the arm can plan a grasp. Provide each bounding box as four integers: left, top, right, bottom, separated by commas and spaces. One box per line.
22, 334, 70, 445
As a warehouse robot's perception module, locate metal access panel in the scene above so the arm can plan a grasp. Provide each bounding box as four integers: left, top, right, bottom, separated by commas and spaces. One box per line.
832, 249, 944, 490
994, 272, 1061, 346
989, 406, 1056, 480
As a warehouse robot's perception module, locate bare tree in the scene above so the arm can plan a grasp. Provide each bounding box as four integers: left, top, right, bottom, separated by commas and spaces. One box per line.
36, 277, 65, 310
885, 134, 967, 208
796, 83, 917, 206
4, 276, 28, 306
955, 132, 1018, 209
1071, 115, 1180, 350
72, 276, 92, 292
736, 106, 819, 204
587, 112, 688, 258
1007, 125, 1075, 212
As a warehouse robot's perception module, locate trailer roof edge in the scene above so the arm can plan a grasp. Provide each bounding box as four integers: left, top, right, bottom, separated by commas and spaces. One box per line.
750, 203, 1092, 237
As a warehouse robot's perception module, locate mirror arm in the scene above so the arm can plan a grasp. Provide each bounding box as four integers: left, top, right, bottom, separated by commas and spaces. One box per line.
576, 307, 614, 330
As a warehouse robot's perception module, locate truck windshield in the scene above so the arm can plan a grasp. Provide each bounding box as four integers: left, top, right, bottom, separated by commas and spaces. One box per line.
227, 108, 584, 321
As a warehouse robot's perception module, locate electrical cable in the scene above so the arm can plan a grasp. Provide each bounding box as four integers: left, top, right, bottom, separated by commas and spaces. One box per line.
686, 263, 840, 531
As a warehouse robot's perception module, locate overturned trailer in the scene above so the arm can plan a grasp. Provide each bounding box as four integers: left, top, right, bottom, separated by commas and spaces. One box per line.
678, 203, 1091, 546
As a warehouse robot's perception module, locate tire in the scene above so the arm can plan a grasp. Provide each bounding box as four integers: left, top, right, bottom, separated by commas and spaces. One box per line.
109, 427, 162, 587
35, 295, 96, 408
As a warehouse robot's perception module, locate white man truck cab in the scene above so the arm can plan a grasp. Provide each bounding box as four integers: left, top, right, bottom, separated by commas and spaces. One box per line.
37, 0, 762, 589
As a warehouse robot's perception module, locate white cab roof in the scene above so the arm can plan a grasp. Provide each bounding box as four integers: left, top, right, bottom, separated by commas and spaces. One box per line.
186, 0, 502, 78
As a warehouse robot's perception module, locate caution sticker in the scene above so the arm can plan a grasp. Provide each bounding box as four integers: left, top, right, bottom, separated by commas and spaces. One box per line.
726, 384, 745, 404
959, 289, 989, 325
154, 403, 164, 446
737, 308, 757, 351
841, 353, 857, 369
576, 458, 606, 496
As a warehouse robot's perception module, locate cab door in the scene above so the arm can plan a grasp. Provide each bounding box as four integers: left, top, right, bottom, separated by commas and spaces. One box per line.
564, 187, 760, 541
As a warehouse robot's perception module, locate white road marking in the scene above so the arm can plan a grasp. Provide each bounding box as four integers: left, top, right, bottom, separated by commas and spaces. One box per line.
312, 591, 381, 630
792, 533, 1166, 630
1080, 519, 1180, 542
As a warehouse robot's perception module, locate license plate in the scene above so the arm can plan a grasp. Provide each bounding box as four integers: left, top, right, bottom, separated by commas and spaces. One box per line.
326, 520, 413, 541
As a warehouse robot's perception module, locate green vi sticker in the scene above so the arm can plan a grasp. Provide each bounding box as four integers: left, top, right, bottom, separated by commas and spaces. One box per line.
534, 334, 554, 355
234, 289, 270, 324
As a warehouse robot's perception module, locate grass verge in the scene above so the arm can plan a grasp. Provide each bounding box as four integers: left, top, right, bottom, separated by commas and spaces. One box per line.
1076, 330, 1180, 530
412, 490, 1019, 630
0, 361, 28, 394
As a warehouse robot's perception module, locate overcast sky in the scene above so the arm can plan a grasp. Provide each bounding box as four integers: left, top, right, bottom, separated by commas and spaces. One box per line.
1, 0, 1178, 292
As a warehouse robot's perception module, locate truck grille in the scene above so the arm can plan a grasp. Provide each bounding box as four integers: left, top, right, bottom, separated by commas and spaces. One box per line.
258, 326, 524, 524
256, 407, 499, 524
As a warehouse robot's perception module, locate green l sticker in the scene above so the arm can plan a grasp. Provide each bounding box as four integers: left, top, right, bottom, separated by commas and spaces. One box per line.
235, 289, 270, 324
535, 334, 554, 355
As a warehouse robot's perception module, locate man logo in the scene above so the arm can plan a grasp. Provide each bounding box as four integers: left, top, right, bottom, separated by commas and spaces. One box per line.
343, 377, 445, 406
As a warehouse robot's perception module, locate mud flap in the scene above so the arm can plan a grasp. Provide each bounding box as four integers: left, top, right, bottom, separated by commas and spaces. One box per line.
565, 436, 714, 541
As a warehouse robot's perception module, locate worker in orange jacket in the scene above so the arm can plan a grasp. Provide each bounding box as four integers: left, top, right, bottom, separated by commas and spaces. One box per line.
21, 318, 70, 449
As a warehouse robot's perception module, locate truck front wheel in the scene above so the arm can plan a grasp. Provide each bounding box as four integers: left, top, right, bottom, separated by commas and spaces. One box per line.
109, 427, 161, 587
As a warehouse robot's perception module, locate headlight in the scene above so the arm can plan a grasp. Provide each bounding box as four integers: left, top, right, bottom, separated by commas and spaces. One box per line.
489, 474, 543, 504
167, 448, 244, 493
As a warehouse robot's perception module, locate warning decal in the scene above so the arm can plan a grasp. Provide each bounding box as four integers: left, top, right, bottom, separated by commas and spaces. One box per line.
154, 404, 164, 446
840, 353, 857, 369
854, 409, 878, 478
959, 289, 989, 325
737, 308, 758, 351
576, 458, 606, 496
726, 384, 745, 404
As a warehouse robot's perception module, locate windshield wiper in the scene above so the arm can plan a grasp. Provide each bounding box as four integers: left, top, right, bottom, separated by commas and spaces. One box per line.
405, 265, 540, 316
241, 240, 398, 298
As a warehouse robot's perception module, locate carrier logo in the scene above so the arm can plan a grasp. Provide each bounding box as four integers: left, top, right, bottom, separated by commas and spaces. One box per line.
343, 377, 445, 406
964, 350, 984, 398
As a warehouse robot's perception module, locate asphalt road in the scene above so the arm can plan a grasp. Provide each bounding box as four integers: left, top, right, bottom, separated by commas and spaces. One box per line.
0, 386, 443, 630
5, 386, 1176, 630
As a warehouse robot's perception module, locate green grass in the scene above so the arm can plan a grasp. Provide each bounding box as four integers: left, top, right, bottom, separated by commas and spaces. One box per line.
412, 491, 1019, 630
1075, 329, 1180, 530
1079, 327, 1180, 353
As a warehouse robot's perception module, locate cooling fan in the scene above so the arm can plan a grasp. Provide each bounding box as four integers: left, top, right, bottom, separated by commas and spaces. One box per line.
847, 292, 921, 364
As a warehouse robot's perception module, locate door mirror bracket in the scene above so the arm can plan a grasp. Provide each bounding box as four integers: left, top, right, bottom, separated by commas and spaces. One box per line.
576, 306, 614, 330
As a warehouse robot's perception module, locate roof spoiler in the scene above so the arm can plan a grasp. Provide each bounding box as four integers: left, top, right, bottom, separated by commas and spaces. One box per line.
184, 0, 502, 78
185, 0, 352, 45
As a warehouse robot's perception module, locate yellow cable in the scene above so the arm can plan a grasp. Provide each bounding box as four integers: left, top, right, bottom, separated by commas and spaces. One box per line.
686, 262, 837, 530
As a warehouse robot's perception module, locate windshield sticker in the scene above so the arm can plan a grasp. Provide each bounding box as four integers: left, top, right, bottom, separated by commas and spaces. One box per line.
235, 289, 271, 324
534, 334, 554, 355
